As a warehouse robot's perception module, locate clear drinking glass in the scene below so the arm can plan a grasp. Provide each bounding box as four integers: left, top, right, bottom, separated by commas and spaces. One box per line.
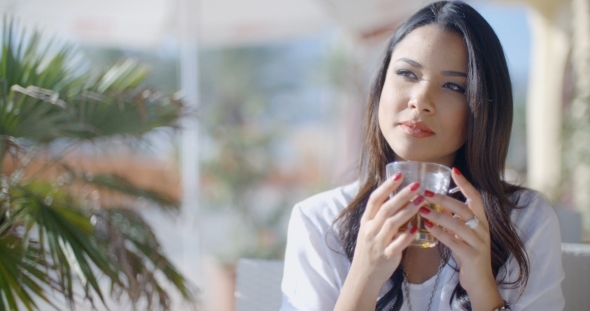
386, 161, 451, 248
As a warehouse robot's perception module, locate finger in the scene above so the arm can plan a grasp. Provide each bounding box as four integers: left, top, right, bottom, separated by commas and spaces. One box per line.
362, 172, 404, 223
423, 191, 474, 221
451, 168, 488, 223
373, 181, 422, 223
384, 227, 417, 257
446, 215, 459, 238
419, 207, 481, 246
425, 220, 473, 258
376, 197, 423, 241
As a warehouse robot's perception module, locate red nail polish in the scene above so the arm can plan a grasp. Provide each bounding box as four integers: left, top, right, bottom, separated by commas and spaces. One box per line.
424, 190, 435, 197
410, 182, 420, 191
452, 167, 462, 176
413, 196, 424, 206
419, 206, 431, 214
393, 172, 402, 181
424, 220, 434, 228
410, 226, 418, 234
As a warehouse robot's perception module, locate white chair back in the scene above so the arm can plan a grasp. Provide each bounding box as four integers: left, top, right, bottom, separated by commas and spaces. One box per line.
235, 244, 590, 311
235, 259, 284, 311
562, 243, 590, 311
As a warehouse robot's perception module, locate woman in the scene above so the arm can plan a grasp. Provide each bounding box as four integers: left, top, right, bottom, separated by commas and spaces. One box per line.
280, 1, 564, 311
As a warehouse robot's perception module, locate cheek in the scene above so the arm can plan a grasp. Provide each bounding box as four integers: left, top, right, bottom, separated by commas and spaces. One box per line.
378, 89, 394, 126
452, 106, 469, 143
378, 83, 405, 121
378, 102, 403, 139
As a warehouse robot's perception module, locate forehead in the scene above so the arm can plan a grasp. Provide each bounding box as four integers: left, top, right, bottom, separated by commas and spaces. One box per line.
391, 25, 468, 71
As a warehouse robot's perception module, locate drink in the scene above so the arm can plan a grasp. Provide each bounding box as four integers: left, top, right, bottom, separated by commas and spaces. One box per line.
413, 203, 442, 248
386, 161, 451, 248
399, 203, 443, 248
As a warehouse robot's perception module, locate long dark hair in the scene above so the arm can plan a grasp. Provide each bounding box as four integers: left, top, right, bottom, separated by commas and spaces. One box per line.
334, 1, 529, 310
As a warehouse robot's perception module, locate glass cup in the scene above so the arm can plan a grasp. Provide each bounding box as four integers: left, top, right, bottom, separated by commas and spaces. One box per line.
386, 161, 452, 248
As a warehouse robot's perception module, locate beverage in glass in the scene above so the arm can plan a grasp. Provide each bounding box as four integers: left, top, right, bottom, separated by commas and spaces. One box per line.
385, 161, 451, 248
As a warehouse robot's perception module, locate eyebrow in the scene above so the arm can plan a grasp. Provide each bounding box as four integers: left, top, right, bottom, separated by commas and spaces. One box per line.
395, 57, 467, 77
397, 57, 422, 68
441, 70, 467, 77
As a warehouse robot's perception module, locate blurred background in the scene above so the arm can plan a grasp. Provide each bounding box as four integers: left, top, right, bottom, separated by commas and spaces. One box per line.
1, 0, 588, 310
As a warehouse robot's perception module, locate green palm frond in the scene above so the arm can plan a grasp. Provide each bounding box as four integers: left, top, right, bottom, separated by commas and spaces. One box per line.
62, 164, 179, 211
70, 89, 182, 139
0, 19, 84, 103
94, 58, 149, 93
1, 90, 83, 142
0, 18, 195, 311
0, 17, 183, 143
95, 208, 195, 307
9, 181, 121, 308
0, 236, 57, 311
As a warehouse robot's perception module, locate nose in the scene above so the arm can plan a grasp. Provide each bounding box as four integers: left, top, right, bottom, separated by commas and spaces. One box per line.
408, 82, 436, 114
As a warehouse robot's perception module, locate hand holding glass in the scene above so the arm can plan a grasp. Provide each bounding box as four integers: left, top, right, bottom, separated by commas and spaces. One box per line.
386, 161, 451, 248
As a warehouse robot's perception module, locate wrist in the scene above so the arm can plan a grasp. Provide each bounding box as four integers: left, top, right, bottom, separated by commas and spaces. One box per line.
345, 263, 384, 296
466, 279, 504, 311
335, 266, 383, 311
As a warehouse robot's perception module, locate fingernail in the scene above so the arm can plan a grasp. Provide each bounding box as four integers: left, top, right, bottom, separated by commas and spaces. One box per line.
410, 182, 420, 191
452, 167, 462, 176
424, 220, 434, 228
410, 226, 418, 234
419, 206, 431, 214
424, 190, 435, 197
413, 196, 424, 206
392, 172, 402, 181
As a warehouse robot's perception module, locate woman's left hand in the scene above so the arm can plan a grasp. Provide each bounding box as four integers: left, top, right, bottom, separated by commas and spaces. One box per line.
418, 167, 503, 309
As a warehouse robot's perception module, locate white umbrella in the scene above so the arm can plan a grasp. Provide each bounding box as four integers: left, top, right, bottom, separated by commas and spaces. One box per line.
0, 0, 429, 49
0, 0, 326, 49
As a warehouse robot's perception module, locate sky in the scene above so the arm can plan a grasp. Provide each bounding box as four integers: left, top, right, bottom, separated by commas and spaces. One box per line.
474, 1, 532, 98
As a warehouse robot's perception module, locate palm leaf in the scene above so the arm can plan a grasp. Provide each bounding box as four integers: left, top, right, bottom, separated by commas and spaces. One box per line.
0, 18, 83, 96
94, 208, 196, 309
0, 18, 195, 311
69, 93, 182, 139
11, 182, 122, 308
0, 90, 84, 142
95, 59, 148, 93
0, 236, 58, 311
1, 18, 183, 143
61, 165, 178, 211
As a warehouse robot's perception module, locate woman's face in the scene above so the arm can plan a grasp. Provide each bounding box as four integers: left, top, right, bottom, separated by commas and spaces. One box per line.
378, 25, 469, 167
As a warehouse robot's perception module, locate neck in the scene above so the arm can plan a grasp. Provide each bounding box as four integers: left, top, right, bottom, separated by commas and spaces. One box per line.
403, 246, 443, 284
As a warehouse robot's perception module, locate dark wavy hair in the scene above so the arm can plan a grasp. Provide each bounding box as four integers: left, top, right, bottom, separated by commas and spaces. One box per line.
334, 1, 529, 310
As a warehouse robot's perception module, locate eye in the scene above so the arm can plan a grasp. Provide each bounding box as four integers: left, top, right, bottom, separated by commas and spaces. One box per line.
396, 69, 418, 80
443, 82, 466, 94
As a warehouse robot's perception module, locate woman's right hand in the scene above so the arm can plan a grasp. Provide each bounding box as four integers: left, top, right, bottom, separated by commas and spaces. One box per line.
333, 173, 424, 311
352, 172, 425, 288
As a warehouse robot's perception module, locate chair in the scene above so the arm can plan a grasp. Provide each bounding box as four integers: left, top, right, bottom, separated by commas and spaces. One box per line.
556, 208, 583, 243
235, 244, 590, 311
561, 243, 590, 310
235, 259, 284, 311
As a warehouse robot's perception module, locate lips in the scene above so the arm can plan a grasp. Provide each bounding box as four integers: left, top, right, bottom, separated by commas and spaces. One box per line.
398, 120, 434, 138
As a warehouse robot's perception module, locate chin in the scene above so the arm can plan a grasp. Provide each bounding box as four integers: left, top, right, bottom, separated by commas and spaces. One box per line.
392, 151, 429, 162
392, 150, 454, 166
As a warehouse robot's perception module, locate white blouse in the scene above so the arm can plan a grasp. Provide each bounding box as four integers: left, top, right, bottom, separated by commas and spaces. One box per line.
280, 182, 565, 311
